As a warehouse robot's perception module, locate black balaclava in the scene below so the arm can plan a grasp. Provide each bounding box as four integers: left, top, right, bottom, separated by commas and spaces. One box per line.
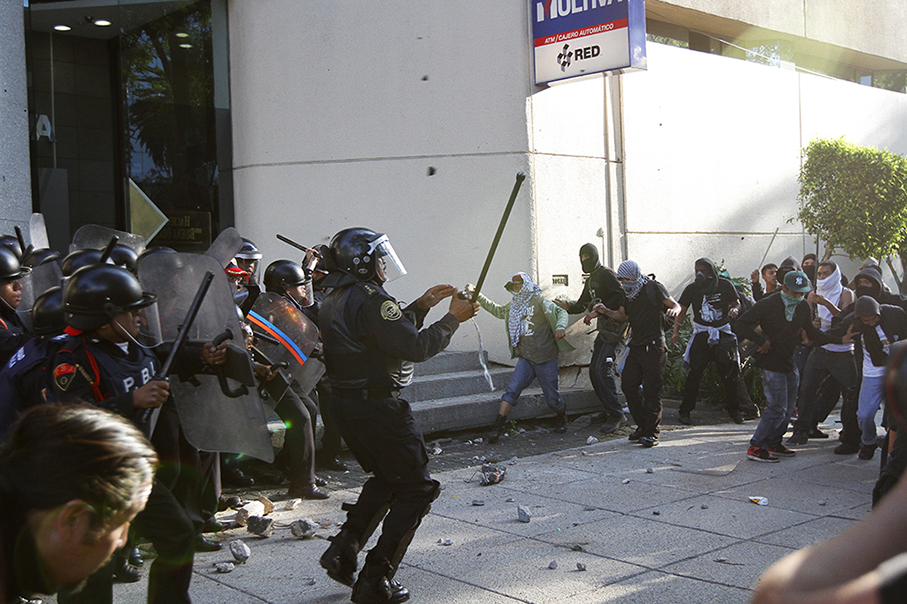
775, 256, 801, 286
694, 258, 719, 295
853, 267, 884, 302
580, 243, 601, 274
802, 253, 818, 284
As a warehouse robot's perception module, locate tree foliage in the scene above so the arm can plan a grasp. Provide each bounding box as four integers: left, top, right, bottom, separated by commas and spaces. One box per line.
797, 138, 907, 264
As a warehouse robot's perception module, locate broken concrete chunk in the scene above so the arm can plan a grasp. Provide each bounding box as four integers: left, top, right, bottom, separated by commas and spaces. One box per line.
576, 562, 587, 571
517, 505, 532, 523
290, 519, 319, 538
548, 560, 558, 569
284, 498, 302, 511
235, 501, 266, 526
622, 479, 631, 484
214, 562, 234, 574
257, 496, 275, 515
230, 540, 251, 564
246, 516, 274, 538
505, 497, 515, 502
437, 539, 453, 546
586, 436, 599, 445
472, 500, 485, 506
645, 467, 654, 474
701, 503, 709, 510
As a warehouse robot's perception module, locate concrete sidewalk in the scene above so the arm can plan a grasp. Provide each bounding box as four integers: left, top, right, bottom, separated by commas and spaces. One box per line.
106, 417, 878, 604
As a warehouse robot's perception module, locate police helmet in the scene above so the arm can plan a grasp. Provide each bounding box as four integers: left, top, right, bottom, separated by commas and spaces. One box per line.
329, 227, 406, 283
63, 265, 157, 331
109, 244, 139, 272
0, 247, 29, 281
32, 286, 65, 336
21, 248, 61, 268
263, 260, 306, 294
0, 235, 22, 260
61, 249, 104, 277
236, 239, 263, 261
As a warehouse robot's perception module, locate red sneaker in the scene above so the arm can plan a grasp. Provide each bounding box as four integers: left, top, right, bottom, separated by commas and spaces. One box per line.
747, 446, 780, 463
766, 444, 796, 457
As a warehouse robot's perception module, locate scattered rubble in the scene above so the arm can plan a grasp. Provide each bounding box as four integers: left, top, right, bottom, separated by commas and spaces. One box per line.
548, 560, 558, 570
586, 436, 599, 445
235, 501, 266, 526
284, 498, 302, 511
290, 519, 319, 539
517, 505, 532, 523
230, 540, 251, 564
437, 539, 453, 546
246, 516, 274, 538
213, 562, 235, 574
576, 562, 587, 571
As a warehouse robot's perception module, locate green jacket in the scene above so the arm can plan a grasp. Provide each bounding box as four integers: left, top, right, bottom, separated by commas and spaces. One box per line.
477, 292, 575, 358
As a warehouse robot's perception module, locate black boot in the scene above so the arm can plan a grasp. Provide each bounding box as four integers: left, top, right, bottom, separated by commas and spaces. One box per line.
553, 409, 567, 434
487, 414, 507, 444
320, 528, 360, 586
352, 559, 409, 604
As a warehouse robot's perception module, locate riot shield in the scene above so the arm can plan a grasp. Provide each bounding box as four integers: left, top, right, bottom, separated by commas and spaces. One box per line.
138, 252, 273, 462
70, 224, 146, 256
205, 227, 243, 268
28, 214, 50, 250
16, 262, 63, 334
247, 293, 323, 394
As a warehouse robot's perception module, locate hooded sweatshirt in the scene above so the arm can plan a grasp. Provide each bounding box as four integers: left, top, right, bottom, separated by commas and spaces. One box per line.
678, 258, 740, 328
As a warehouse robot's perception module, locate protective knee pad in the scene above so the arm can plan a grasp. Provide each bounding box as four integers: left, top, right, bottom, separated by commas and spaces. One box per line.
371, 479, 441, 577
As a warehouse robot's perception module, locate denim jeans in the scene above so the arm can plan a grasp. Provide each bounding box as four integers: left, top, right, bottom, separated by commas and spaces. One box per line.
857, 373, 886, 446
502, 356, 565, 412
750, 369, 799, 449
590, 336, 624, 420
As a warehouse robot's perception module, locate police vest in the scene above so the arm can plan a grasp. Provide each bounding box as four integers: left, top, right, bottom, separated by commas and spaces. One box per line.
320, 281, 413, 390
75, 337, 158, 401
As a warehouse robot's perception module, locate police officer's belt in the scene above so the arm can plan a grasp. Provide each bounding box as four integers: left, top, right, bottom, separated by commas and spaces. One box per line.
334, 387, 400, 400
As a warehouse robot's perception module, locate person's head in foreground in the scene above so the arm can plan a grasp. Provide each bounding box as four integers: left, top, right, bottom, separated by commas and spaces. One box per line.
0, 404, 157, 601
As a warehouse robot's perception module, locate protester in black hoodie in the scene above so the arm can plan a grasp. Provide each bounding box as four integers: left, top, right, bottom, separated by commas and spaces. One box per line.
672, 258, 745, 424
557, 244, 627, 434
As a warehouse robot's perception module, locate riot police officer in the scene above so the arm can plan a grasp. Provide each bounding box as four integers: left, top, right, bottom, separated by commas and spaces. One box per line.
0, 286, 65, 441
261, 259, 329, 499
318, 228, 477, 604
0, 247, 31, 367
50, 264, 224, 604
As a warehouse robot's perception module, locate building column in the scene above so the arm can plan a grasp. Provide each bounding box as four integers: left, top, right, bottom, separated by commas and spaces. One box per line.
0, 0, 32, 235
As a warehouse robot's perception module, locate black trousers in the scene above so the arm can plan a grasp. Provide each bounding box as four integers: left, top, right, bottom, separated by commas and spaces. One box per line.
621, 341, 666, 438
315, 377, 344, 458
679, 332, 744, 415
276, 381, 318, 489
333, 393, 439, 574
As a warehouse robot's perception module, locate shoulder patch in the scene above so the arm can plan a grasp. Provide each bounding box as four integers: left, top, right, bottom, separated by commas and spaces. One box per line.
53, 363, 77, 391
380, 300, 403, 321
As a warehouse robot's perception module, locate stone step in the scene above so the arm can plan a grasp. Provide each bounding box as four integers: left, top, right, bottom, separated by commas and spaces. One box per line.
414, 350, 488, 376
408, 387, 602, 435
405, 366, 513, 401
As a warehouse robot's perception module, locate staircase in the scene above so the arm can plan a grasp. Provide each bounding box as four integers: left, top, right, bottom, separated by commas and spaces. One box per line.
406, 351, 601, 435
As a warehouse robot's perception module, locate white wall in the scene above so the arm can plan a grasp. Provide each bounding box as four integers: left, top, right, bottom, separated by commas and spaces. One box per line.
0, 1, 32, 237
230, 3, 907, 364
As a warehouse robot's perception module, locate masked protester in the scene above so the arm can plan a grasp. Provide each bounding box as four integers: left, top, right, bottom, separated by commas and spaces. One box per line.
734, 271, 854, 463
672, 258, 746, 425
589, 260, 681, 448
317, 227, 477, 604
475, 272, 574, 443
788, 262, 859, 453
556, 244, 627, 434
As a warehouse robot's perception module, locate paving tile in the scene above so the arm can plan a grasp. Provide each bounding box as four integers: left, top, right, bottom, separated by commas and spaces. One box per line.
662, 540, 796, 590
709, 475, 871, 515
755, 516, 860, 549
558, 569, 752, 604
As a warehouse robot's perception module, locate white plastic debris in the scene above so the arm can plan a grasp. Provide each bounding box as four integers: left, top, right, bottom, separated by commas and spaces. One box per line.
748, 497, 769, 506
586, 436, 599, 445
622, 479, 631, 484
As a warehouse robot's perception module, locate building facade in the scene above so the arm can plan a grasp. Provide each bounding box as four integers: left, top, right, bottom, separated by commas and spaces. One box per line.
5, 0, 907, 361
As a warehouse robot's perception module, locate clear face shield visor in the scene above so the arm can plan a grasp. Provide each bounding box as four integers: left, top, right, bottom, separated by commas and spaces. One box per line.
113, 300, 164, 349
368, 234, 407, 284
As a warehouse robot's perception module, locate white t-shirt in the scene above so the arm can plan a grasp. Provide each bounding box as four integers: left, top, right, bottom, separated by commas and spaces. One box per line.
862, 325, 891, 378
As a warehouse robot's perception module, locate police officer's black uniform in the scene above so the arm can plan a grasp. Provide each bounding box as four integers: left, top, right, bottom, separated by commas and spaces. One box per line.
0, 248, 31, 368
318, 228, 463, 604
50, 265, 201, 604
